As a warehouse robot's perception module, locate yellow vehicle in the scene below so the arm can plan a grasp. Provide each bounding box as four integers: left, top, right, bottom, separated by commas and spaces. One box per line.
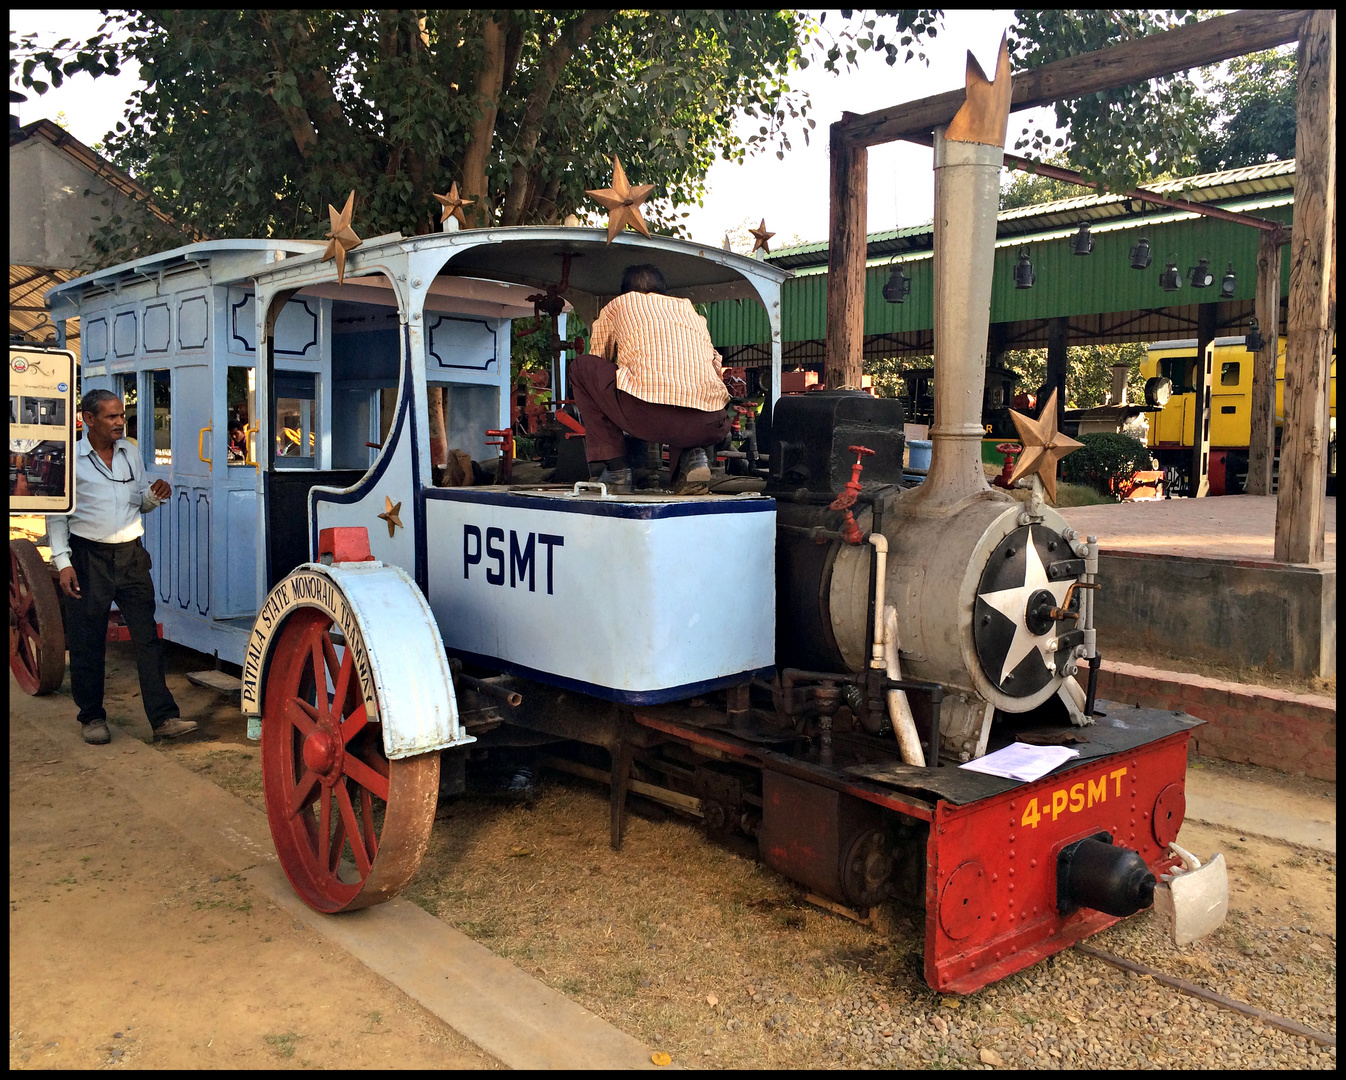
1141, 336, 1337, 495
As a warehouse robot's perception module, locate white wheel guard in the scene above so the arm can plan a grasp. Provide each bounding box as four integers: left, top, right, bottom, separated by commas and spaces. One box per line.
241, 561, 472, 759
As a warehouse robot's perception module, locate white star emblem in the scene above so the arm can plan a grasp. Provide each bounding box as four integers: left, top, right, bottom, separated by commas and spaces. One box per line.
978, 527, 1074, 684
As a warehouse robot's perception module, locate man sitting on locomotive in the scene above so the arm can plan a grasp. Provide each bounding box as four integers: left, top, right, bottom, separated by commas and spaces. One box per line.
569, 263, 731, 495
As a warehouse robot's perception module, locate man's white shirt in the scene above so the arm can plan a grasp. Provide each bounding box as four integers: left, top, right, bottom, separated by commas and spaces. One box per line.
46, 438, 165, 572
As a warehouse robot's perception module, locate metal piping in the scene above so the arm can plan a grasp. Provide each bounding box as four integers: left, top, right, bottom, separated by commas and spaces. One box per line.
883, 605, 926, 766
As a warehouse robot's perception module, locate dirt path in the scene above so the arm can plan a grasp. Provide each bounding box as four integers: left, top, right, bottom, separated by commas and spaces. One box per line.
8, 662, 499, 1071
10, 639, 1336, 1069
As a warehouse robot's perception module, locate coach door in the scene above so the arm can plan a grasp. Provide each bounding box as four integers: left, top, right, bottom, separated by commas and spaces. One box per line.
138, 363, 213, 620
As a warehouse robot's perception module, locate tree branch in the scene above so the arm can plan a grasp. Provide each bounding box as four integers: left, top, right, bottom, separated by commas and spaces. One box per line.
499, 9, 611, 226
461, 11, 510, 227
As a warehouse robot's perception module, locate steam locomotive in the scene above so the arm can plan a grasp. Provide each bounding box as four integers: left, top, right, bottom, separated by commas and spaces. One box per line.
29, 45, 1226, 995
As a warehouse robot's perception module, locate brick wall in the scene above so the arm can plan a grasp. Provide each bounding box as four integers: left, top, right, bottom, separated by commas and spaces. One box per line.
1080, 660, 1336, 782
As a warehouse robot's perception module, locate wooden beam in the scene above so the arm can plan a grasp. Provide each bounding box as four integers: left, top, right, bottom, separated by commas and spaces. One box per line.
841, 9, 1310, 147
824, 125, 867, 388
1246, 231, 1284, 495
1045, 317, 1068, 431
1275, 10, 1335, 563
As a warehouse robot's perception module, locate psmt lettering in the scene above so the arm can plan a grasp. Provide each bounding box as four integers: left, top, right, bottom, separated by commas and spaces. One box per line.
463, 525, 564, 594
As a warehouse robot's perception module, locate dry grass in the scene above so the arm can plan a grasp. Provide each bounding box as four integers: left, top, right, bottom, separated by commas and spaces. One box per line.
403, 770, 932, 1068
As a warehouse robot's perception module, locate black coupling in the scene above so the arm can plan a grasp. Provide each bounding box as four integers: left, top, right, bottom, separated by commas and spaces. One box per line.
1057, 833, 1156, 917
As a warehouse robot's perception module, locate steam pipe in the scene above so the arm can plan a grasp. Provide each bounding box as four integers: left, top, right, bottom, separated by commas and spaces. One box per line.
883, 604, 926, 766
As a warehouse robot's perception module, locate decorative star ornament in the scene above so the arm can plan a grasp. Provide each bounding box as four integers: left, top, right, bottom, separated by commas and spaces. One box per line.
977, 527, 1074, 684
322, 190, 363, 285
585, 156, 655, 243
433, 182, 475, 228
377, 495, 403, 538
1007, 388, 1083, 503
749, 219, 775, 254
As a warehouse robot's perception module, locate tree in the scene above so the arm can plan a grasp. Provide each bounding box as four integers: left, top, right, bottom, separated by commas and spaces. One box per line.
1192, 48, 1297, 174
998, 153, 1082, 211
10, 9, 942, 267
1007, 10, 1206, 191
13, 9, 1240, 269
1001, 341, 1147, 411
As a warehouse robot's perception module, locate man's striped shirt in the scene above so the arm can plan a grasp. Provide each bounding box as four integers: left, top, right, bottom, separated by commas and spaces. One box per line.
589, 291, 730, 413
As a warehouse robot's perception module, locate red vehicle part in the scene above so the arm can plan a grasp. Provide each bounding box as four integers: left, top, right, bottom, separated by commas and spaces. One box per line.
9, 538, 65, 695
260, 605, 439, 913
106, 609, 163, 642
633, 707, 1195, 994
923, 730, 1189, 993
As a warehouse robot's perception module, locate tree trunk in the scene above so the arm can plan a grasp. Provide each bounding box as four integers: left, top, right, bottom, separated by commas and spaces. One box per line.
428, 385, 448, 466
1045, 317, 1069, 431
824, 122, 867, 389
1275, 9, 1335, 563
461, 14, 509, 228
499, 10, 610, 226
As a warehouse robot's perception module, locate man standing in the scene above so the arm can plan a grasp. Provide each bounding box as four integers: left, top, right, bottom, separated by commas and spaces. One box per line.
47, 390, 196, 745
569, 264, 732, 495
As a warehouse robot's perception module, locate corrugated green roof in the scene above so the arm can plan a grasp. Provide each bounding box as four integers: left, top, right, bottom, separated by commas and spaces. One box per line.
705, 158, 1296, 354
765, 159, 1296, 269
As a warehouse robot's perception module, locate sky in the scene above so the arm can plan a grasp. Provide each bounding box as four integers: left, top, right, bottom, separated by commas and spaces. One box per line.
9, 9, 1064, 248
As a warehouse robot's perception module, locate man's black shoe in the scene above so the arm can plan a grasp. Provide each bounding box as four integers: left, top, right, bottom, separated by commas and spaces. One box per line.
596, 466, 634, 494
81, 719, 111, 745
673, 447, 711, 495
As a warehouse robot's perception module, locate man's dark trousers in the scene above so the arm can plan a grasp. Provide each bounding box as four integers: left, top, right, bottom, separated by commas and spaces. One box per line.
66, 535, 179, 727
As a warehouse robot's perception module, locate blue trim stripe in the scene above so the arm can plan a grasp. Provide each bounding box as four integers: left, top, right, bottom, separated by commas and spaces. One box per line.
449, 647, 774, 706
424, 485, 775, 520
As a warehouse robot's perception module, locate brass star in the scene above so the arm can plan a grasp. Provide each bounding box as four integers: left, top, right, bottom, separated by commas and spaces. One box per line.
377, 495, 404, 538
1007, 388, 1083, 503
321, 190, 363, 284
433, 182, 475, 228
584, 156, 655, 244
749, 219, 775, 254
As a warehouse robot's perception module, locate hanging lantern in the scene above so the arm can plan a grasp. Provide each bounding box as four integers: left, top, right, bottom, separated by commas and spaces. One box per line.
1188, 257, 1214, 288
1071, 221, 1094, 256
1129, 236, 1152, 270
1219, 262, 1237, 299
1159, 258, 1182, 292
1246, 316, 1265, 353
1013, 250, 1035, 289
882, 262, 911, 303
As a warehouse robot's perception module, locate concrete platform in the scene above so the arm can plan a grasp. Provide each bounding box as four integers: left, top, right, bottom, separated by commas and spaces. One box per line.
1060, 496, 1336, 680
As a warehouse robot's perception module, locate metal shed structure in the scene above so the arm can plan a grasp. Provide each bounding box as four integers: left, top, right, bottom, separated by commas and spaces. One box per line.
705, 160, 1295, 365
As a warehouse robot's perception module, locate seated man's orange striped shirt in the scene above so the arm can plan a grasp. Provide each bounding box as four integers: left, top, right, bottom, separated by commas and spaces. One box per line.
588, 291, 731, 413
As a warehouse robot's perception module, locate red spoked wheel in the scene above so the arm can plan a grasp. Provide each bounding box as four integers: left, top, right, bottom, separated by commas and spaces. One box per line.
10, 538, 66, 695
261, 605, 439, 912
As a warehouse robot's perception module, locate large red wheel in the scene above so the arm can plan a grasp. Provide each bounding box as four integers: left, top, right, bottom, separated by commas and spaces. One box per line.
261, 605, 439, 912
10, 538, 65, 695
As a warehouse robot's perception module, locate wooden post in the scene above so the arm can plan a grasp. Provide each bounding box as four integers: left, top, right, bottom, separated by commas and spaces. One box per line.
1275, 9, 1335, 563
825, 122, 867, 389
1246, 230, 1284, 495
1190, 302, 1218, 498
1045, 317, 1068, 430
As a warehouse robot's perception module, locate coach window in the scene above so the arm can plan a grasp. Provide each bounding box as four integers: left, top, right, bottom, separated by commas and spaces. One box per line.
1220, 361, 1240, 387
227, 366, 256, 465
274, 371, 316, 468
148, 369, 172, 465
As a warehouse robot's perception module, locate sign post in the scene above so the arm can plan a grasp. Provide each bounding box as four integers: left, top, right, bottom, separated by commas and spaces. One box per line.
8, 345, 77, 516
